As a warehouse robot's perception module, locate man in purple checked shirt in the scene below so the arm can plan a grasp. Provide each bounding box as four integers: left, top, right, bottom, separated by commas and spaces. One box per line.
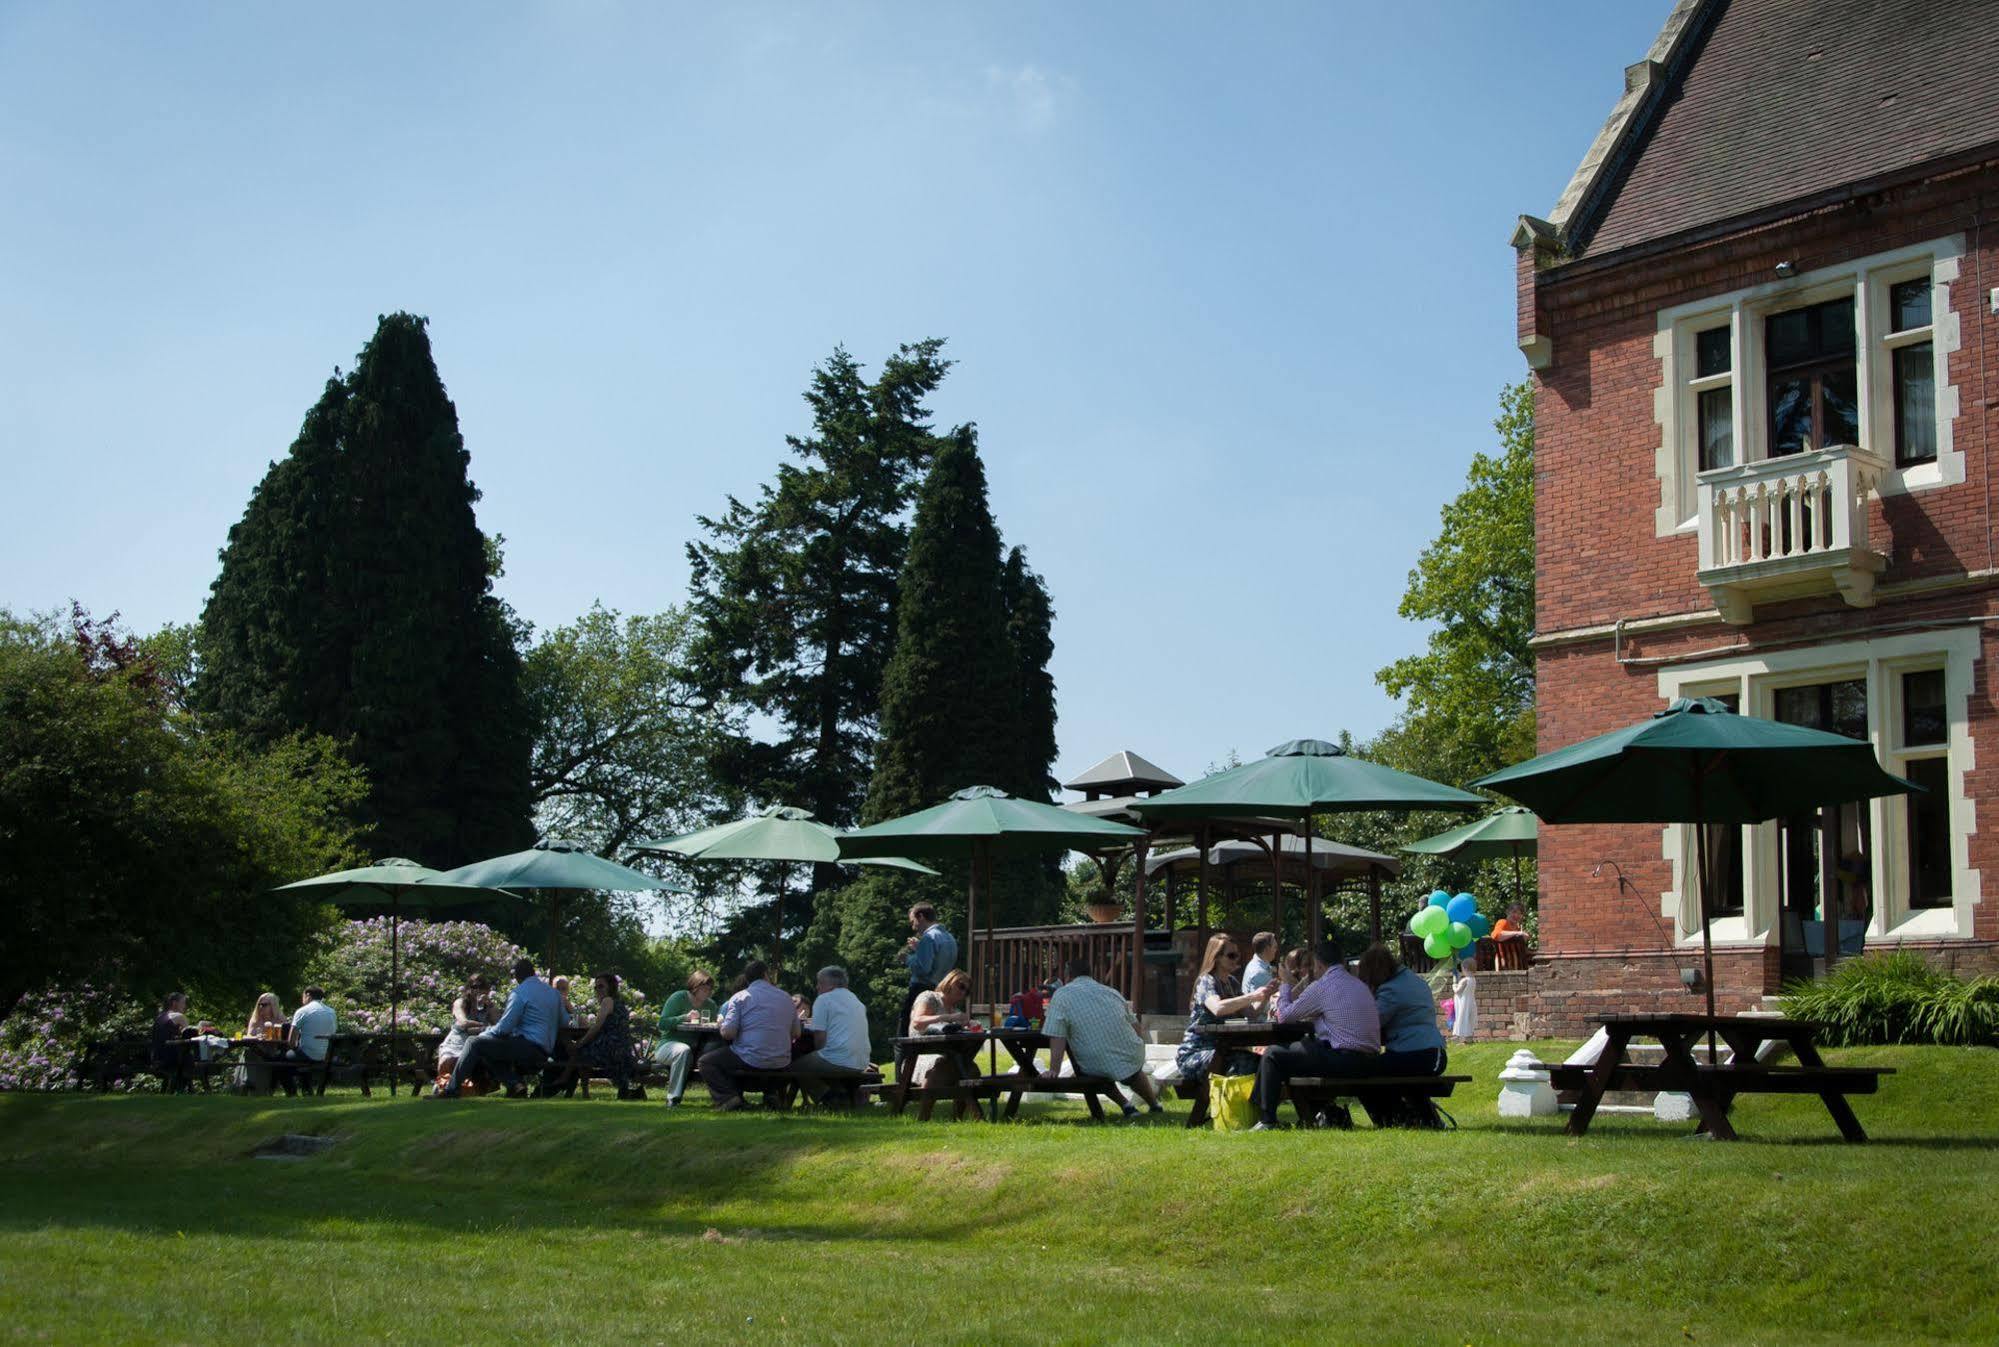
698, 960, 798, 1112
1250, 938, 1380, 1130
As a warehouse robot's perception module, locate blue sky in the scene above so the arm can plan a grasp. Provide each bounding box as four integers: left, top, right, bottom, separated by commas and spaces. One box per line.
0, 2, 1671, 794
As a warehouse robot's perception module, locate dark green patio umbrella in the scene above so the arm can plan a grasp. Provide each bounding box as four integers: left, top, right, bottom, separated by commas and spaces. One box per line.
635, 805, 937, 964
1403, 807, 1538, 909
838, 786, 1147, 1009
430, 840, 685, 970
274, 858, 500, 1090
1132, 739, 1484, 946
1475, 697, 1917, 1028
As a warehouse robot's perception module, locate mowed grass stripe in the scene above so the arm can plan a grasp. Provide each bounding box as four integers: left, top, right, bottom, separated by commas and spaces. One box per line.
0, 1042, 1993, 1345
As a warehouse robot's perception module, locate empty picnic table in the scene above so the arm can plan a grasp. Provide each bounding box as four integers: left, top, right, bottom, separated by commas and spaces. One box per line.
1177, 1020, 1311, 1127
1548, 1013, 1892, 1143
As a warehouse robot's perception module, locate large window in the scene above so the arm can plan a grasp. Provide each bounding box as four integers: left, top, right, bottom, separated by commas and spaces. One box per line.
1888, 279, 1937, 466
1896, 669, 1951, 909
1655, 238, 1962, 534
1773, 679, 1870, 929
1765, 298, 1858, 456
1658, 628, 1977, 944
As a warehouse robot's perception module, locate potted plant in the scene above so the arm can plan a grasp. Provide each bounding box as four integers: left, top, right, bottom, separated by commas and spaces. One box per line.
1086, 895, 1123, 924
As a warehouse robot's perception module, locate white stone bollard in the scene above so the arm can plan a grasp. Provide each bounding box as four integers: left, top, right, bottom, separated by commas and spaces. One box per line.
1654, 1091, 1696, 1122
1497, 1049, 1558, 1118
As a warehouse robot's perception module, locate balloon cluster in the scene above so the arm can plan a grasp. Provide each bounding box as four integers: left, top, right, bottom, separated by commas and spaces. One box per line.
1409, 890, 1490, 962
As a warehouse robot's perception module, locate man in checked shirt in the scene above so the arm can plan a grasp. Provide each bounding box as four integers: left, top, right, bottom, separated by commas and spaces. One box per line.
1250, 937, 1381, 1130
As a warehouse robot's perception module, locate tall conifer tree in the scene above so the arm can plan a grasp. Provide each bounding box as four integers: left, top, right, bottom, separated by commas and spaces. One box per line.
196, 313, 533, 864
828, 432, 1062, 1012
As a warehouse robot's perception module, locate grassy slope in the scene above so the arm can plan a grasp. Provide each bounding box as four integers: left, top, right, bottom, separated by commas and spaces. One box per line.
0, 1042, 1994, 1346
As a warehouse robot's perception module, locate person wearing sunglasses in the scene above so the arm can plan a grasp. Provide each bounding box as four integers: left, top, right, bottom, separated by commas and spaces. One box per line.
1173, 934, 1277, 1098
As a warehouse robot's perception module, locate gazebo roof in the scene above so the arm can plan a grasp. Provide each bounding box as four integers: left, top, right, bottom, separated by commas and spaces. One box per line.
1144, 833, 1401, 882
1063, 750, 1184, 799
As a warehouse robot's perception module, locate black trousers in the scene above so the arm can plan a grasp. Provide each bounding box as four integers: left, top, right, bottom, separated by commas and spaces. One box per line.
1251, 1040, 1376, 1124
698, 1044, 773, 1104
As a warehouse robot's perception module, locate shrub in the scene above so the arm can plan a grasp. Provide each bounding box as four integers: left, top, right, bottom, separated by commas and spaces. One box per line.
1781, 952, 1999, 1047
0, 984, 156, 1091
301, 918, 529, 1034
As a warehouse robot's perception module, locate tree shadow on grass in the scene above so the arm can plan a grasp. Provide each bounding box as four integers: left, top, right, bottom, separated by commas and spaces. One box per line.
0, 1094, 1066, 1244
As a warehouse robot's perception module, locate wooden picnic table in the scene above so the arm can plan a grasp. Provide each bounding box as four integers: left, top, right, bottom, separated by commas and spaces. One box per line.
1552, 1013, 1892, 1143
1176, 1020, 1310, 1127
886, 1032, 1001, 1121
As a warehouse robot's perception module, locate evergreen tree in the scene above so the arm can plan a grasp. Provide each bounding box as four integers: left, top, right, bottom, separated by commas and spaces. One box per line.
196, 313, 533, 865
685, 341, 953, 831
827, 432, 1063, 1015
1000, 546, 1059, 804
685, 341, 954, 970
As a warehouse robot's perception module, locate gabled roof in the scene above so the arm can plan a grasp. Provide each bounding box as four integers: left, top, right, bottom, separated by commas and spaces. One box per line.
1524, 0, 1999, 263
1062, 750, 1183, 796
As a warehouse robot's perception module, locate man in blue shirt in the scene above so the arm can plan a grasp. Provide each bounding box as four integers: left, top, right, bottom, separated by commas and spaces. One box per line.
894, 904, 957, 1083
435, 958, 570, 1099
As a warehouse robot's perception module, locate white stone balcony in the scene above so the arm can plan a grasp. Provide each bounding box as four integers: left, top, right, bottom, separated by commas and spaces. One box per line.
1696, 444, 1889, 624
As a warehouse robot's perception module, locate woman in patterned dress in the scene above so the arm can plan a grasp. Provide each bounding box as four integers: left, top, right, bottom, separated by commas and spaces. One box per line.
1174, 935, 1277, 1095
563, 972, 640, 1099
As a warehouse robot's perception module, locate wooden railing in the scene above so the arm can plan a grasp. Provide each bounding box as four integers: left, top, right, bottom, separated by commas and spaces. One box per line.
1399, 934, 1530, 974
978, 924, 1187, 1015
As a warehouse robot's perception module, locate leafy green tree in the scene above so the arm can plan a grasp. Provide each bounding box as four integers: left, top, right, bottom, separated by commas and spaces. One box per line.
0, 609, 367, 1026
1330, 382, 1538, 928
1375, 380, 1536, 787
195, 313, 533, 866
523, 602, 739, 855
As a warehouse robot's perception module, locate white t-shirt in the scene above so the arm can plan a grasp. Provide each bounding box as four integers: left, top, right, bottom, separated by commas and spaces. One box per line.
291, 1000, 337, 1061
805, 986, 871, 1071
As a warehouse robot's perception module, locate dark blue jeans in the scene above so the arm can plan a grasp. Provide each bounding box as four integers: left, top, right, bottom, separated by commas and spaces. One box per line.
445, 1033, 546, 1095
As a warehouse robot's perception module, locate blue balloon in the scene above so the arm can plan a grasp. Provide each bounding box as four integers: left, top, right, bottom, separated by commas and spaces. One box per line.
1467, 912, 1492, 938
1427, 889, 1451, 910
1446, 893, 1478, 924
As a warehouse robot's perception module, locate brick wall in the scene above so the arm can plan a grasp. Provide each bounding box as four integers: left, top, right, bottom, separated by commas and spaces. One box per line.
1531, 162, 1999, 636
1520, 158, 1999, 1021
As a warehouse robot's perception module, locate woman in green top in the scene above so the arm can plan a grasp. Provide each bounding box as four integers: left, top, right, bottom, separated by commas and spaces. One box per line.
651, 969, 717, 1105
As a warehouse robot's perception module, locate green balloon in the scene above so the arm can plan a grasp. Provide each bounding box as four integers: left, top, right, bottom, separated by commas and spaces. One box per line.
1423, 932, 1453, 960
1413, 907, 1448, 938
1448, 920, 1474, 949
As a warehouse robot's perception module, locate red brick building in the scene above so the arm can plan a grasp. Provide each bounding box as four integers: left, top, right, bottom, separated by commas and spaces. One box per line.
1511, 0, 1999, 1034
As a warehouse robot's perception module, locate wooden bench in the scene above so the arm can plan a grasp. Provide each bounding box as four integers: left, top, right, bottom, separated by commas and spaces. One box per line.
885, 1073, 1005, 1121
1284, 1075, 1469, 1128
732, 1066, 884, 1110
1545, 1060, 1892, 1142
986, 1071, 1128, 1121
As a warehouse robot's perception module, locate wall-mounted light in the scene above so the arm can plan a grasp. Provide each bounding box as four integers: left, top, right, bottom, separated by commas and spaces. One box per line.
1774, 261, 1797, 278
1681, 965, 1702, 989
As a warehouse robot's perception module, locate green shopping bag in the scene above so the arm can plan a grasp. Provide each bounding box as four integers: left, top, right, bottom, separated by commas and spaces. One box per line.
1209, 1073, 1257, 1131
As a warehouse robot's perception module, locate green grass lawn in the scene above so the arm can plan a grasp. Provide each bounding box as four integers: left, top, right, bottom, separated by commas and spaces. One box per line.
1, 1041, 1994, 1346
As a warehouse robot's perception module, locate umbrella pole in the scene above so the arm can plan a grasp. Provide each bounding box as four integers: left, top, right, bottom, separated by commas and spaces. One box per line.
1694, 770, 1719, 1061
1195, 826, 1210, 958
1512, 847, 1525, 912
1130, 836, 1149, 1008
965, 843, 981, 1017
774, 863, 786, 969
983, 846, 994, 1023
391, 897, 401, 1097
1305, 816, 1320, 951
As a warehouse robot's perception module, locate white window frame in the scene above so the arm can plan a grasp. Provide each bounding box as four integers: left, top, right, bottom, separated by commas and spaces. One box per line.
1654, 626, 1981, 947
1652, 236, 1964, 537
